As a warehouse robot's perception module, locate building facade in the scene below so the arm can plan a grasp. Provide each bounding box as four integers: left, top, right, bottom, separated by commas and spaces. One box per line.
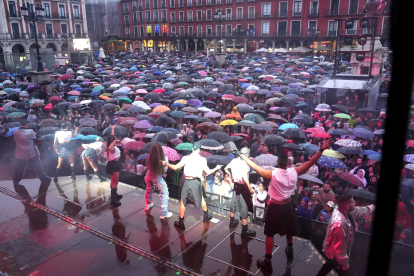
0, 0, 90, 71
115, 0, 391, 53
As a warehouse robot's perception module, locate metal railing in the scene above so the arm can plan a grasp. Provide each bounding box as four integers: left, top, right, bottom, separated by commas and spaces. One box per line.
73, 14, 83, 20
53, 13, 69, 19
123, 9, 129, 14
308, 11, 319, 17
7, 10, 21, 17
323, 8, 363, 16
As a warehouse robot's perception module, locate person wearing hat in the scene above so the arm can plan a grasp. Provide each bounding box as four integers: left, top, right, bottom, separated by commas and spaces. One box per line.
162, 142, 222, 230
239, 141, 332, 272
224, 148, 256, 237
54, 122, 79, 181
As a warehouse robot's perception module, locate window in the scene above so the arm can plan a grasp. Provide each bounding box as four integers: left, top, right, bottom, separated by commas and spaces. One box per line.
73, 6, 80, 19
134, 26, 138, 36
262, 22, 269, 35
171, 26, 176, 34
279, 2, 287, 17
126, 27, 130, 35
207, 26, 212, 36
146, 11, 151, 22
248, 7, 255, 19
189, 26, 193, 35
207, 10, 212, 20
216, 0, 222, 4
179, 26, 184, 35
179, 11, 184, 21
154, 24, 159, 35
125, 15, 130, 25
346, 19, 357, 34
197, 10, 202, 21
8, 1, 17, 17
133, 12, 138, 23
123, 3, 129, 13
237, 8, 243, 19
171, 12, 176, 22
162, 24, 167, 34
216, 25, 221, 36
11, 23, 20, 38
206, 0, 211, 5
293, 1, 302, 16
308, 21, 317, 36
278, 21, 287, 36
291, 21, 300, 36
138, 0, 143, 8
161, 10, 167, 21
170, 0, 175, 7
75, 24, 82, 36
330, 0, 339, 15
179, 0, 184, 7
43, 3, 51, 18
349, 0, 358, 14
140, 25, 144, 37
154, 0, 158, 8
139, 12, 143, 23
262, 3, 270, 17
226, 8, 232, 20
46, 24, 53, 38
187, 0, 192, 7
59, 5, 66, 17
226, 25, 231, 36
328, 21, 337, 36
197, 26, 202, 36
61, 24, 68, 35
188, 11, 193, 21
145, 0, 150, 9
132, 1, 137, 9
153, 11, 159, 22
310, 1, 318, 15
29, 23, 36, 38
197, 0, 202, 6
147, 25, 152, 35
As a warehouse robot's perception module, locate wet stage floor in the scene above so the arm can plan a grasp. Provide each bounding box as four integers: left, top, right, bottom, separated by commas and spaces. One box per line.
0, 176, 335, 276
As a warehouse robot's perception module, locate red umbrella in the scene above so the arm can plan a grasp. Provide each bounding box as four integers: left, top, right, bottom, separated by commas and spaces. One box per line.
148, 112, 165, 118
232, 133, 252, 142
337, 172, 364, 187
233, 96, 248, 104
244, 90, 256, 95
154, 88, 165, 93
199, 150, 212, 157
222, 94, 235, 99
49, 96, 63, 101
60, 74, 72, 80
304, 127, 325, 133
407, 140, 414, 148
124, 141, 145, 151
67, 91, 80, 96
310, 132, 332, 138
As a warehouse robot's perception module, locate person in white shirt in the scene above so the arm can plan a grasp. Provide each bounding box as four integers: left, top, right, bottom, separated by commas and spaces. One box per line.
224, 148, 256, 237
252, 178, 268, 219
163, 142, 222, 230
54, 123, 79, 181
80, 137, 106, 182
239, 141, 332, 273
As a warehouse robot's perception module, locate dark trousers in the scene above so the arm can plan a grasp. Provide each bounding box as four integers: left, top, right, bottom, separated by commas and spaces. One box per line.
13, 156, 50, 185
316, 258, 352, 276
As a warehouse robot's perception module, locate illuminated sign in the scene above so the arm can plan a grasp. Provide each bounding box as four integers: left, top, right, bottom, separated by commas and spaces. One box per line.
73, 39, 91, 51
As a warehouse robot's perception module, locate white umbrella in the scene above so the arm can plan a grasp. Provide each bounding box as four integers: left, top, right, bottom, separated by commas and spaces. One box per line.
274, 48, 288, 53
255, 48, 269, 53
132, 100, 151, 110
130, 43, 133, 53
98, 47, 106, 59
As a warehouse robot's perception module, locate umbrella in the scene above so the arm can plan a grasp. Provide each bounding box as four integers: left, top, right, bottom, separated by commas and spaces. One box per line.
151, 131, 177, 142
281, 143, 304, 151
334, 113, 351, 120
292, 114, 313, 125
82, 135, 104, 141
237, 120, 256, 127
281, 128, 306, 139
279, 123, 300, 131
206, 131, 232, 142
299, 174, 324, 185
102, 125, 128, 136
198, 139, 224, 150
205, 111, 221, 118
373, 129, 385, 135
299, 143, 320, 154
196, 122, 223, 131
363, 150, 378, 156
164, 128, 180, 134
336, 147, 364, 155
36, 127, 59, 137
78, 127, 100, 135
346, 189, 376, 201
352, 128, 374, 139
334, 139, 362, 148
337, 172, 364, 187
322, 150, 345, 159
315, 103, 332, 112
331, 104, 349, 114
367, 154, 382, 161
134, 121, 152, 129
254, 154, 278, 166
219, 120, 238, 126
147, 126, 165, 132
124, 141, 146, 151
155, 116, 177, 125
169, 111, 186, 118
175, 143, 194, 151
244, 113, 265, 124
39, 119, 59, 127
206, 155, 231, 166
128, 106, 145, 113
402, 179, 414, 188
317, 156, 348, 169
328, 129, 354, 136
142, 141, 165, 152
162, 146, 181, 162
404, 154, 414, 163
79, 118, 97, 127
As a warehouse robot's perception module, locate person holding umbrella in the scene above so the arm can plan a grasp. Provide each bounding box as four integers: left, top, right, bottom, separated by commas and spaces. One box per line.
238, 141, 332, 272
162, 142, 222, 230
54, 123, 79, 181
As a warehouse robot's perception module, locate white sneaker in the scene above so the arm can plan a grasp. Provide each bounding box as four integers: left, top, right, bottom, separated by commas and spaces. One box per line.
145, 203, 154, 210
160, 212, 173, 219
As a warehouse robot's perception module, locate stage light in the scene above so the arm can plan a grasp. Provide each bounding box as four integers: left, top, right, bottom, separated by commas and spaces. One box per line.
345, 20, 354, 29
356, 53, 366, 61
360, 19, 370, 28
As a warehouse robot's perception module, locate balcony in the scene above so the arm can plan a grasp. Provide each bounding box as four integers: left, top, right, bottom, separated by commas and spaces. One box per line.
133, 19, 138, 24
7, 11, 21, 18
75, 33, 82, 38
327, 31, 337, 37
196, 1, 202, 6
125, 21, 130, 26
46, 33, 54, 39
308, 11, 319, 17
138, 6, 143, 10
225, 15, 232, 20
132, 6, 137, 11
179, 18, 185, 22
187, 17, 193, 22
126, 34, 131, 38
206, 1, 212, 5
145, 4, 150, 9
292, 11, 302, 17
161, 18, 167, 22
178, 3, 184, 7
206, 16, 212, 21
73, 14, 82, 20
197, 17, 203, 22
186, 3, 193, 7
215, 0, 223, 4
236, 0, 243, 2
279, 11, 288, 17
225, 0, 232, 4
235, 15, 243, 20
53, 13, 68, 19
247, 0, 255, 2
170, 18, 176, 23
257, 12, 273, 19
170, 4, 176, 8
323, 9, 363, 16
146, 19, 151, 23
153, 18, 159, 22
10, 33, 21, 39
123, 9, 129, 14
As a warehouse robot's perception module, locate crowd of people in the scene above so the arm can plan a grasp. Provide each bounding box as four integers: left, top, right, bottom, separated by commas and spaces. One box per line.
1, 49, 408, 275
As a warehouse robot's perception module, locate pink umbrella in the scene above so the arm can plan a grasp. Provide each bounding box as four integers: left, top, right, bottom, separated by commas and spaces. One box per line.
244, 90, 256, 95
68, 91, 80, 95
162, 146, 181, 161
199, 71, 207, 76
136, 89, 148, 94
154, 88, 166, 93
171, 138, 183, 146
199, 150, 212, 157
269, 107, 279, 111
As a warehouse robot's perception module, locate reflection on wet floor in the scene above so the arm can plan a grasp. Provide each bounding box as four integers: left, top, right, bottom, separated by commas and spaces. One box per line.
0, 177, 333, 276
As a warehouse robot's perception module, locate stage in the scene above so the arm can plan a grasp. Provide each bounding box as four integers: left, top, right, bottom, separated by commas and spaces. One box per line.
0, 176, 335, 276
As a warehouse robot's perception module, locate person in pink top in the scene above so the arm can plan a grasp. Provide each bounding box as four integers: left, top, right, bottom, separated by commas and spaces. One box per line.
239, 141, 332, 272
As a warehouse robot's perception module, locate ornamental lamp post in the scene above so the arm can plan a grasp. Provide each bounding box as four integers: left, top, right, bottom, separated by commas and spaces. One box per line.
21, 3, 45, 71
214, 10, 226, 53
307, 27, 320, 51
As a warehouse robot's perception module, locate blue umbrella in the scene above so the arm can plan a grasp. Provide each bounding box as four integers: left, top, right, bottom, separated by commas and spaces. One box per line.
82, 135, 103, 141
90, 91, 101, 96
241, 83, 251, 89
5, 127, 20, 137
363, 150, 377, 156
402, 178, 414, 188
317, 156, 347, 169
165, 91, 175, 95
351, 128, 374, 139
11, 73, 20, 77
184, 115, 199, 119
71, 134, 85, 140
169, 111, 186, 118
278, 123, 300, 131
171, 103, 185, 109
67, 96, 79, 101
367, 154, 382, 161
137, 153, 149, 161
299, 142, 320, 154
404, 154, 414, 163
154, 71, 162, 75
253, 68, 263, 72
70, 84, 81, 88
147, 126, 165, 132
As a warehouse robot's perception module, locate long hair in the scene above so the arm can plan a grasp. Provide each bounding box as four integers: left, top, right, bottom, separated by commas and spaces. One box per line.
107, 135, 116, 156
147, 143, 166, 177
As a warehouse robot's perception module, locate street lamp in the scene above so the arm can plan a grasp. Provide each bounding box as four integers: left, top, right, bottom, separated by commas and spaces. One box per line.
21, 3, 45, 71
307, 27, 320, 51
214, 9, 226, 53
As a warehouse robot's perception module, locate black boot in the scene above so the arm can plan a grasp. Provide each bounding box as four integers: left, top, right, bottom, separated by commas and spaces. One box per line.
71, 166, 76, 180
110, 188, 121, 207
115, 188, 123, 200
285, 245, 294, 259
84, 169, 92, 180
174, 217, 185, 230
229, 217, 239, 228
203, 210, 212, 222
54, 168, 60, 182
257, 255, 273, 272
95, 170, 106, 182
241, 224, 256, 237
